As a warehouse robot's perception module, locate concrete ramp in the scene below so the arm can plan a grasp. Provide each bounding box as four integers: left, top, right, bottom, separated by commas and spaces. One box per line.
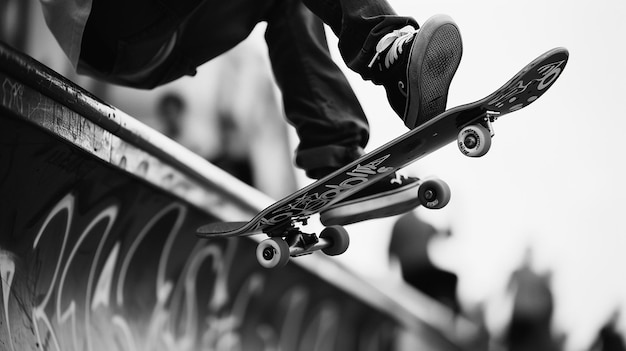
0, 41, 469, 351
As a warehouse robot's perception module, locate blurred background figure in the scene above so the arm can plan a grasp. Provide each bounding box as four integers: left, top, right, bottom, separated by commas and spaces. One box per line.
208, 111, 254, 186
388, 211, 460, 314
0, 0, 30, 51
204, 36, 297, 196
156, 92, 186, 141
499, 248, 563, 351
124, 26, 298, 199
590, 312, 626, 351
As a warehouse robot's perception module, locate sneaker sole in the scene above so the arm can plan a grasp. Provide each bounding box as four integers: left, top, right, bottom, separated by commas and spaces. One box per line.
404, 14, 463, 129
320, 182, 421, 226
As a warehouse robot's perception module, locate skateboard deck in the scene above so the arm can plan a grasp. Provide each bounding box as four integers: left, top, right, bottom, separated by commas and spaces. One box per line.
198, 47, 568, 268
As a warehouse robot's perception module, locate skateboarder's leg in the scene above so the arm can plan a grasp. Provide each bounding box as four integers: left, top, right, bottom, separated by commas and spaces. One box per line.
79, 0, 198, 87
261, 0, 446, 225
302, 0, 413, 73
277, 0, 459, 224
79, 0, 275, 88
264, 0, 370, 179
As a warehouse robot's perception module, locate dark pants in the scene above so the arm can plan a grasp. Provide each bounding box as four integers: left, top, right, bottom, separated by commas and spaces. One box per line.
80, 0, 417, 177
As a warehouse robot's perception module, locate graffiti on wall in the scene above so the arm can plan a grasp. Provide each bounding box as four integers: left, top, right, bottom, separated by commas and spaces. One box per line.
0, 186, 394, 351
0, 53, 396, 350
0, 38, 491, 351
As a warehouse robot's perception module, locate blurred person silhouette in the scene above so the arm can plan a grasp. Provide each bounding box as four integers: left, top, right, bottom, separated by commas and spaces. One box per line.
156, 91, 255, 186
0, 0, 30, 51
156, 92, 185, 140
388, 211, 460, 313
209, 111, 254, 186
590, 311, 626, 351
503, 248, 562, 351
39, 0, 463, 226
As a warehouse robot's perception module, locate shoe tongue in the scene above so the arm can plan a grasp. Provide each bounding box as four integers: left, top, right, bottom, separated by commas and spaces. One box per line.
368, 30, 413, 119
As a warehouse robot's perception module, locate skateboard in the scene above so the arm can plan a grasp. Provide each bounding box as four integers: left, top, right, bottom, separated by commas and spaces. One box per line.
198, 47, 568, 268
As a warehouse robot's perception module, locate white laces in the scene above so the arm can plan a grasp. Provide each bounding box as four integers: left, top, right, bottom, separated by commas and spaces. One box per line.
367, 25, 418, 69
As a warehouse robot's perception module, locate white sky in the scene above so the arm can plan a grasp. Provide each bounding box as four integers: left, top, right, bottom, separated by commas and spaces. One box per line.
312, 1, 626, 349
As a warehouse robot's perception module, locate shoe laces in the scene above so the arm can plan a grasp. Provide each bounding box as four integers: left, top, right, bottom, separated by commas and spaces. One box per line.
367, 25, 418, 69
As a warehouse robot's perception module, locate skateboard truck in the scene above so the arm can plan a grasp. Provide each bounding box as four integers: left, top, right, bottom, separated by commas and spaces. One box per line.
457, 111, 500, 157
256, 225, 350, 269
484, 111, 499, 137
284, 228, 319, 256
255, 176, 452, 269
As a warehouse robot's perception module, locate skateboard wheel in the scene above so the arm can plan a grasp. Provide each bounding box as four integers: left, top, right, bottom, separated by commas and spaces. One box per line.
458, 124, 491, 157
256, 238, 290, 269
320, 226, 350, 256
418, 178, 451, 209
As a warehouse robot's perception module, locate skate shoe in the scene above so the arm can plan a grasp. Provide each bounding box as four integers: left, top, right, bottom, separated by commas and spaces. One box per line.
368, 14, 463, 129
